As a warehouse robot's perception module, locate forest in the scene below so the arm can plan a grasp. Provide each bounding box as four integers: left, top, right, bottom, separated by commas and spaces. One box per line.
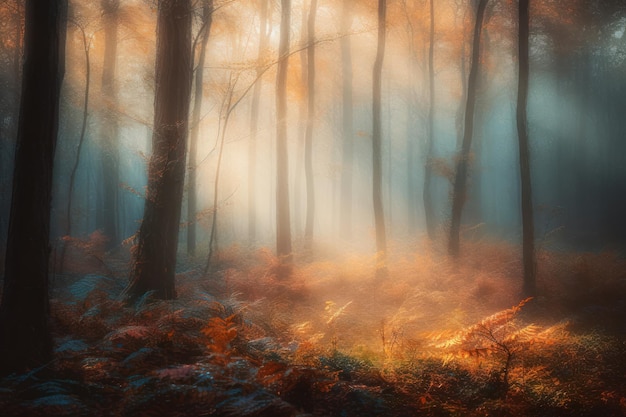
0, 0, 625, 415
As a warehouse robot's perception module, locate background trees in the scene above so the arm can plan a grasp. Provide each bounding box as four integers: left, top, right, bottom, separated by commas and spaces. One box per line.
516, 0, 536, 296
372, 0, 388, 275
275, 0, 293, 264
99, 0, 120, 251
0, 0, 623, 301
448, 0, 488, 258
303, 0, 317, 252
187, 0, 213, 257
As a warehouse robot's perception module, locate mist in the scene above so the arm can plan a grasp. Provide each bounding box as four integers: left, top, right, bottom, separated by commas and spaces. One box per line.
0, 0, 625, 415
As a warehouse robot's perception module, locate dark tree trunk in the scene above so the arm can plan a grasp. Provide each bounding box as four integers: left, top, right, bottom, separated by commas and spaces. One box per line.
0, 2, 23, 267
423, 0, 436, 239
60, 24, 91, 272
125, 0, 192, 301
339, 0, 354, 240
276, 0, 292, 263
373, 0, 387, 275
0, 0, 67, 375
100, 0, 119, 250
304, 0, 317, 252
517, 0, 536, 296
448, 0, 487, 258
187, 0, 213, 257
248, 0, 269, 245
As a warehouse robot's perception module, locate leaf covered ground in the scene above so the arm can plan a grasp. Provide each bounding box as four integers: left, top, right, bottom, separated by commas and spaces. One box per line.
1, 239, 625, 416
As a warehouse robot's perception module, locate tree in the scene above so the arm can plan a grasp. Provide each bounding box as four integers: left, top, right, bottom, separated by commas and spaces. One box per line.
60, 17, 92, 272
304, 0, 317, 252
0, 0, 67, 374
448, 0, 488, 258
205, 72, 237, 274
99, 0, 120, 250
187, 0, 213, 257
124, 0, 192, 301
339, 0, 354, 239
248, 0, 270, 245
516, 0, 536, 296
372, 0, 387, 276
0, 0, 23, 269
423, 0, 436, 239
275, 0, 292, 265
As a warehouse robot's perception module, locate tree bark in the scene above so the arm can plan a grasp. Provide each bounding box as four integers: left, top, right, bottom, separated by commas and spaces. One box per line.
99, 0, 120, 250
423, 0, 436, 239
339, 0, 354, 240
304, 0, 317, 252
448, 0, 488, 258
517, 0, 536, 296
248, 0, 269, 245
0, 0, 67, 374
373, 0, 387, 276
125, 0, 192, 301
187, 0, 213, 257
275, 0, 293, 264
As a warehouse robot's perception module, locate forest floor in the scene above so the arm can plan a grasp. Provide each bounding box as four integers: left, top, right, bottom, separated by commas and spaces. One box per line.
1, 237, 625, 416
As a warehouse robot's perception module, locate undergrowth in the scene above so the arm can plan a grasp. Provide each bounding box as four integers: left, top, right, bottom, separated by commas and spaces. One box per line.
0, 239, 625, 416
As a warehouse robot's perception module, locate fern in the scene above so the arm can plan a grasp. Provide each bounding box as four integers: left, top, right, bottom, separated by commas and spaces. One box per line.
436, 297, 536, 393
201, 314, 239, 361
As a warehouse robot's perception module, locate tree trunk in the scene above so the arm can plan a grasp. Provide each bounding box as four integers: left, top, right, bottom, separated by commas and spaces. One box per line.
60, 24, 91, 272
187, 0, 213, 257
373, 0, 387, 276
423, 0, 436, 239
339, 0, 354, 240
125, 0, 192, 301
0, 0, 67, 375
276, 0, 292, 265
517, 0, 536, 296
448, 0, 488, 258
304, 0, 317, 252
294, 3, 307, 240
0, 1, 23, 270
248, 0, 269, 245
205, 75, 235, 274
100, 0, 120, 250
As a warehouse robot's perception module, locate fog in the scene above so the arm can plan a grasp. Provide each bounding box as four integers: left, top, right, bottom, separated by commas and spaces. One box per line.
0, 1, 625, 414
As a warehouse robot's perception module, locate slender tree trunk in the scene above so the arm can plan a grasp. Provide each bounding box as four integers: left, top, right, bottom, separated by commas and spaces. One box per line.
125, 0, 192, 301
276, 0, 293, 264
448, 0, 488, 258
294, 4, 307, 240
0, 0, 67, 375
455, 16, 468, 149
100, 0, 119, 250
401, 0, 417, 235
517, 0, 536, 296
205, 77, 235, 274
373, 0, 387, 276
339, 0, 354, 240
248, 0, 269, 245
423, 0, 436, 239
187, 0, 213, 257
60, 25, 91, 272
304, 0, 317, 252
